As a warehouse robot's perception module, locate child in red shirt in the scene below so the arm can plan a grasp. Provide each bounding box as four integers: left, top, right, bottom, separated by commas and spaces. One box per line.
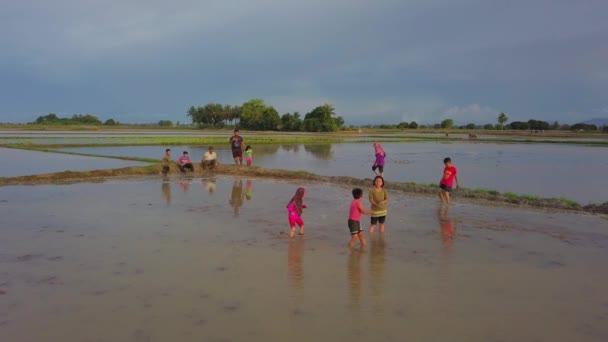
348, 188, 373, 248
438, 157, 459, 205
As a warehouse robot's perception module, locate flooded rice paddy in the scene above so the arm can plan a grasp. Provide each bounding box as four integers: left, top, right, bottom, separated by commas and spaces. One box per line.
0, 177, 607, 342
0, 147, 149, 177
60, 142, 608, 203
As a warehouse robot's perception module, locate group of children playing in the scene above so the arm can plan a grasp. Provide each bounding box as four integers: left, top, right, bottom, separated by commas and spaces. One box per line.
162, 140, 459, 248
285, 142, 459, 247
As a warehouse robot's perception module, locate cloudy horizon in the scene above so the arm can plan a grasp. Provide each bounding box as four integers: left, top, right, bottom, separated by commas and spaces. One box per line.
1, 0, 607, 125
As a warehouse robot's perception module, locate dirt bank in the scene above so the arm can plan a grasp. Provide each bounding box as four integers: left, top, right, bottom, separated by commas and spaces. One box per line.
1, 163, 607, 215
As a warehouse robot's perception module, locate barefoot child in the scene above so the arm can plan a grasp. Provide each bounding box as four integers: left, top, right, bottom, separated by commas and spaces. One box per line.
372, 143, 386, 177
369, 176, 389, 233
438, 157, 459, 205
286, 187, 307, 239
245, 145, 254, 166
348, 188, 373, 248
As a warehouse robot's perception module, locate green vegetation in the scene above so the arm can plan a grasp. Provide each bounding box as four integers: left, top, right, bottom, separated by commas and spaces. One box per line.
32, 113, 119, 126
521, 194, 539, 201
187, 99, 344, 132
559, 197, 578, 207
504, 192, 519, 201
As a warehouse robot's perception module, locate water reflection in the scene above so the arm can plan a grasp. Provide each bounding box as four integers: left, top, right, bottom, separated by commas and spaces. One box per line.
369, 233, 386, 314
178, 179, 191, 193
288, 238, 305, 302
304, 144, 333, 160
280, 144, 300, 153
347, 246, 364, 309
203, 177, 217, 195
438, 206, 455, 250
229, 179, 244, 216
161, 180, 171, 205
245, 180, 253, 200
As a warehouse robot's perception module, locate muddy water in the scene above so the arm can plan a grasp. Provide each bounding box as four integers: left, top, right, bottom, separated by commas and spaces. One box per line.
0, 147, 150, 177
0, 177, 607, 341
61, 142, 608, 203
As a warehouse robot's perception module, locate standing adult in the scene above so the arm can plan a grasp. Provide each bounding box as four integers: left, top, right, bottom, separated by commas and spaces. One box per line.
229, 129, 244, 165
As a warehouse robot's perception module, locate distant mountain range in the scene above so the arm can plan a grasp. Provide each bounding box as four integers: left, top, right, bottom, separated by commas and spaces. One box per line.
583, 118, 608, 126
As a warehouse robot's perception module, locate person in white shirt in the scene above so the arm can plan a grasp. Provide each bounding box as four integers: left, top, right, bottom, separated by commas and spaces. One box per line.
201, 146, 220, 169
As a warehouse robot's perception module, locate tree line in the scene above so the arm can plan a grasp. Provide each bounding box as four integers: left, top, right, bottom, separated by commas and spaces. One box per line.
32, 113, 119, 126
187, 99, 345, 132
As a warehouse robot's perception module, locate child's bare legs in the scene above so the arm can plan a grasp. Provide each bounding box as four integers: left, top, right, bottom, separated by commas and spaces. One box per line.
348, 235, 358, 248
298, 225, 304, 235
369, 223, 376, 233
289, 227, 296, 239
438, 189, 446, 203
379, 222, 385, 233
444, 191, 451, 205
357, 231, 366, 246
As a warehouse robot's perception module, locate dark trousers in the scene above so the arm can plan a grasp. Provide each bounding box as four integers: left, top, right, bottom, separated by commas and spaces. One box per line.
162, 166, 170, 175
178, 163, 193, 173
202, 159, 216, 169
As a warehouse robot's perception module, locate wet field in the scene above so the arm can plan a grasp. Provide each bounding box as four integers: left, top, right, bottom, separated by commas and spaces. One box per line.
0, 147, 149, 177
60, 142, 608, 203
1, 177, 607, 342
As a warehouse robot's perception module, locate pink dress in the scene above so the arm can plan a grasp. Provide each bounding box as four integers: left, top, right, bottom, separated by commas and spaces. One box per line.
287, 203, 304, 227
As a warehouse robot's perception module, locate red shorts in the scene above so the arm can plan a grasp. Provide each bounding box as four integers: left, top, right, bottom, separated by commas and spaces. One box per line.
288, 216, 303, 227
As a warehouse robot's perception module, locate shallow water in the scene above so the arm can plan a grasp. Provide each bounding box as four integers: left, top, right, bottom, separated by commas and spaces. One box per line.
0, 147, 150, 177
60, 142, 608, 203
0, 177, 607, 342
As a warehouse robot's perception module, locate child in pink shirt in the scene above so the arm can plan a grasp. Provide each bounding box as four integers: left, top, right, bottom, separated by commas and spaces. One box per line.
287, 187, 307, 239
348, 188, 373, 248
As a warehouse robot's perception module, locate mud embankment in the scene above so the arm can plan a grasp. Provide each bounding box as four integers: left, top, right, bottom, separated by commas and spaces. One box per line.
1, 163, 607, 215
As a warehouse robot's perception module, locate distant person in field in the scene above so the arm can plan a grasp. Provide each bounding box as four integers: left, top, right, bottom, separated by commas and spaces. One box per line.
348, 188, 373, 248
438, 157, 459, 205
286, 187, 307, 239
161, 148, 171, 175
369, 176, 389, 233
244, 145, 254, 166
177, 151, 194, 173
372, 143, 386, 177
229, 129, 244, 165
201, 146, 219, 170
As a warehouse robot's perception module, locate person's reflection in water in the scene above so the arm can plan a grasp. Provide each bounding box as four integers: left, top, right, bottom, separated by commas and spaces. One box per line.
369, 233, 386, 314
438, 205, 455, 250
229, 179, 244, 217
245, 180, 253, 200
161, 178, 171, 206
348, 246, 364, 310
178, 179, 191, 193
203, 177, 217, 195
287, 238, 305, 304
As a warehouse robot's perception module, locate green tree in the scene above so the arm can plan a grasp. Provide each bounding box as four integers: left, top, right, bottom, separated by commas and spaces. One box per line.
497, 112, 508, 129
397, 121, 409, 129
509, 121, 529, 130
302, 104, 338, 132
240, 99, 268, 130
483, 123, 494, 130
440, 119, 453, 129
158, 120, 173, 127
408, 121, 418, 129
465, 123, 476, 129
260, 106, 281, 130
104, 119, 118, 126
281, 112, 302, 131
551, 121, 559, 130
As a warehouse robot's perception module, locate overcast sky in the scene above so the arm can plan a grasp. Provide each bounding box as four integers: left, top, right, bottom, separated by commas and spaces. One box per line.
1, 0, 607, 125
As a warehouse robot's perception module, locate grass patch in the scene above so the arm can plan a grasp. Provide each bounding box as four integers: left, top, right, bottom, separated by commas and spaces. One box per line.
521, 194, 539, 201
559, 197, 579, 207
504, 192, 519, 201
